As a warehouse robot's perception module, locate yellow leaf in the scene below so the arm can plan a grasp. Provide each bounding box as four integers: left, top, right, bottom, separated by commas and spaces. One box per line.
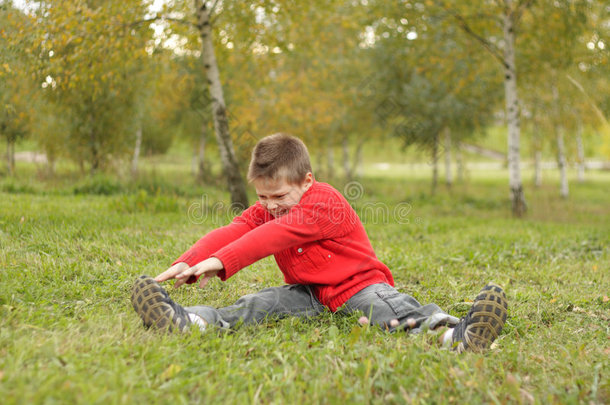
160, 364, 182, 381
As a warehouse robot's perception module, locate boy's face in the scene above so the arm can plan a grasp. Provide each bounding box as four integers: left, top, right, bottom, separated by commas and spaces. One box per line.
253, 172, 313, 218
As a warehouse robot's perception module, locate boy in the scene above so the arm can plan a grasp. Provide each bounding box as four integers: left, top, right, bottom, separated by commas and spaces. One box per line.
131, 133, 507, 352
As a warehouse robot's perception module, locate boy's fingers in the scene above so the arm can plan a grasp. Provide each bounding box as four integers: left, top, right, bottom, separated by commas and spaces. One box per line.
155, 263, 187, 282
198, 275, 212, 289
174, 277, 187, 289
175, 264, 199, 280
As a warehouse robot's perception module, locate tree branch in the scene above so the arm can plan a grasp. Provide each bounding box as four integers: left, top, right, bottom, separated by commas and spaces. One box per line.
513, 0, 534, 25
465, 12, 503, 25
566, 74, 609, 126
129, 15, 195, 29
437, 2, 507, 68
208, 0, 221, 17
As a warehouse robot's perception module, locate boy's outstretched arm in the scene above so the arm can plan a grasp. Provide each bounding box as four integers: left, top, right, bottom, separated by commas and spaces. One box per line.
155, 258, 224, 289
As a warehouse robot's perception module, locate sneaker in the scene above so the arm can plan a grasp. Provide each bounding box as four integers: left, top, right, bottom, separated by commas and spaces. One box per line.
451, 282, 508, 353
131, 275, 192, 333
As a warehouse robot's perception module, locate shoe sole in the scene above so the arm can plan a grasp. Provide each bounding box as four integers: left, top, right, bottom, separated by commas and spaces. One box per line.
456, 283, 508, 353
131, 275, 190, 333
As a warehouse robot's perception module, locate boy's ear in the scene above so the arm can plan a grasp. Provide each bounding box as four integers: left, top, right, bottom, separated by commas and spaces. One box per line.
304, 172, 314, 188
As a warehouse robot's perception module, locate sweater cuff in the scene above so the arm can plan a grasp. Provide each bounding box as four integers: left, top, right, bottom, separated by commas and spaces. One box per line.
212, 248, 241, 281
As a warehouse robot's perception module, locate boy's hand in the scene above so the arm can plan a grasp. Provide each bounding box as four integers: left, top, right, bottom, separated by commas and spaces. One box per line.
155, 258, 223, 289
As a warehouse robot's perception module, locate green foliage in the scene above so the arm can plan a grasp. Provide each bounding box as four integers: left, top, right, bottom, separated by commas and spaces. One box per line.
363, 1, 501, 154
33, 0, 154, 172
72, 174, 125, 195
0, 2, 37, 159
109, 189, 180, 213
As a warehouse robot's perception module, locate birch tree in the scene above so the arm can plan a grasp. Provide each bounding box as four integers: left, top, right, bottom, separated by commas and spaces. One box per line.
437, 0, 530, 215
137, 0, 250, 207
192, 0, 248, 208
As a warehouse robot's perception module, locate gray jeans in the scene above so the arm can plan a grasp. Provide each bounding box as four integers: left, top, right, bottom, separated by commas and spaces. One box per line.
186, 283, 459, 333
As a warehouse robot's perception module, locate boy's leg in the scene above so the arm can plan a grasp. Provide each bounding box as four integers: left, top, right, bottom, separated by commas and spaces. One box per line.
186, 284, 326, 329
131, 275, 326, 332
341, 283, 459, 333
343, 282, 508, 352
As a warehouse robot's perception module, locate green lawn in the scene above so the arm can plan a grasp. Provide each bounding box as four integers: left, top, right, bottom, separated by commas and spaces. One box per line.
0, 165, 608, 404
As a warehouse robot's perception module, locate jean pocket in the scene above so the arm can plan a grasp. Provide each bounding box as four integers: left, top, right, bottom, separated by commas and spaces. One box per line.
375, 289, 410, 318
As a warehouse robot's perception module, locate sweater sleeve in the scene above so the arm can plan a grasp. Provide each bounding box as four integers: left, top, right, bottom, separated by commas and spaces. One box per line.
171, 203, 269, 284
212, 192, 358, 280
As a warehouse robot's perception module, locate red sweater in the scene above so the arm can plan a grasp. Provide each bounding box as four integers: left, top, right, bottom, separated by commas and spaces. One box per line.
173, 180, 394, 311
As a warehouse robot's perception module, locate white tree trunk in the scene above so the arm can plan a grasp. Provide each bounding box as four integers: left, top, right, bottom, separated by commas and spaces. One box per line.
131, 125, 142, 177
197, 127, 207, 182
191, 152, 197, 176
316, 149, 324, 178
342, 136, 351, 179
444, 127, 452, 187
576, 124, 585, 182
534, 150, 542, 188
456, 141, 465, 182
195, 0, 248, 208
352, 138, 364, 178
431, 133, 439, 194
503, 5, 526, 216
556, 127, 569, 198
326, 139, 335, 179
6, 137, 15, 176
552, 84, 569, 198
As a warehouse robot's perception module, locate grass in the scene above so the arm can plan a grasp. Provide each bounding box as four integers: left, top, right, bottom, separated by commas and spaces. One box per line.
0, 159, 608, 404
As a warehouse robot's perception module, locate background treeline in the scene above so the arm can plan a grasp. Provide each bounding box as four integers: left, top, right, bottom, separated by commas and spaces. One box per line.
1, 0, 609, 214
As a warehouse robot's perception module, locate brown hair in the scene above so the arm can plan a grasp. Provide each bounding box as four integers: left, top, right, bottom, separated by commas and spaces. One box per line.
247, 133, 313, 184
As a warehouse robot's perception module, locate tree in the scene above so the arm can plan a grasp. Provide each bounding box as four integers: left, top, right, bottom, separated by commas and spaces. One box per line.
364, 2, 500, 192
0, 1, 37, 175
34, 0, 153, 173
144, 0, 250, 207
192, 0, 249, 208
436, 0, 593, 212
434, 0, 532, 215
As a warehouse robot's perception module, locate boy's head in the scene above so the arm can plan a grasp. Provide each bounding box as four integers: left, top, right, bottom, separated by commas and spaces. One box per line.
248, 133, 314, 217
247, 133, 312, 184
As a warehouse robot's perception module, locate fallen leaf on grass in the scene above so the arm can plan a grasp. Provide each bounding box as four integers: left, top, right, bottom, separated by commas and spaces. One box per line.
506, 373, 518, 386
449, 367, 465, 378
160, 364, 182, 381
604, 347, 610, 355
0, 370, 4, 380
520, 388, 535, 404
603, 296, 609, 303
531, 355, 545, 363
571, 306, 610, 321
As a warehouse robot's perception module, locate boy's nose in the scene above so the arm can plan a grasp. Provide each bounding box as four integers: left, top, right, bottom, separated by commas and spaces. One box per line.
267, 201, 278, 210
